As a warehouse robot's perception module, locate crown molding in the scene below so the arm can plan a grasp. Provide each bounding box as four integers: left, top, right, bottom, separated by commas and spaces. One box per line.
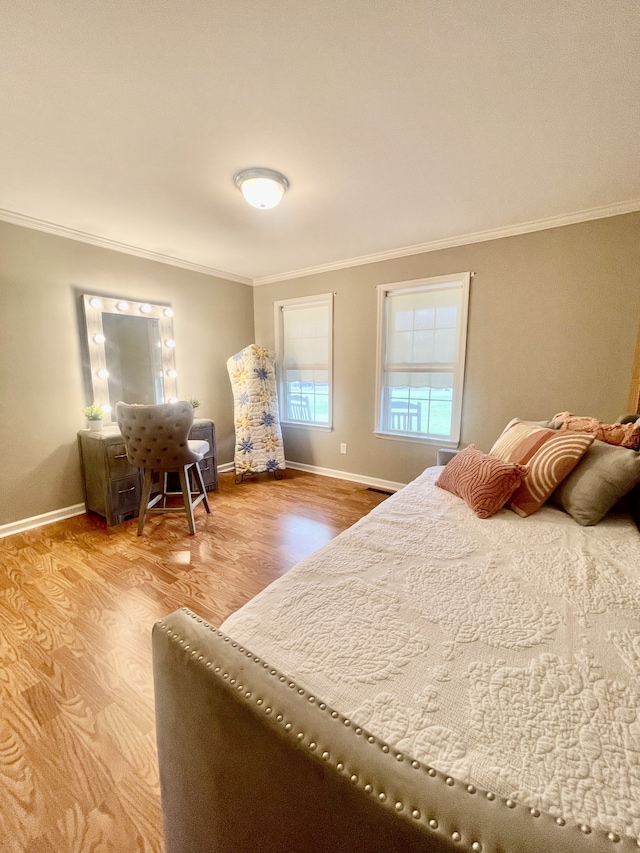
0, 208, 252, 285
2, 198, 639, 288
252, 198, 640, 285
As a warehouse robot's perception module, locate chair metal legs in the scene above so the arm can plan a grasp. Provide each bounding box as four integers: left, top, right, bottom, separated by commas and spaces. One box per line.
137, 462, 211, 536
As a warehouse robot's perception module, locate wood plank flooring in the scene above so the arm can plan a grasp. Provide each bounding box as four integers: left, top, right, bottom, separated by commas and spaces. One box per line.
0, 470, 388, 852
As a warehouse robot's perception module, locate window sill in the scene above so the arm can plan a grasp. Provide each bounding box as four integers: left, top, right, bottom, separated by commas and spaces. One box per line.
281, 421, 333, 433
373, 431, 459, 448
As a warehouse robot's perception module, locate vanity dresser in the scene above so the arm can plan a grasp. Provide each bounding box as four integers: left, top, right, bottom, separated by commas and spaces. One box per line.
78, 418, 217, 526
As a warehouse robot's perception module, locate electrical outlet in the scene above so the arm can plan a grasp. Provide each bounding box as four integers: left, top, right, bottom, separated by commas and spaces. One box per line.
340, 443, 347, 454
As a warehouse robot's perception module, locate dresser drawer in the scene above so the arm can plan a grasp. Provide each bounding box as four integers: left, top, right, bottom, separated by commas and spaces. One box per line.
107, 443, 137, 477
109, 474, 141, 514
198, 456, 216, 489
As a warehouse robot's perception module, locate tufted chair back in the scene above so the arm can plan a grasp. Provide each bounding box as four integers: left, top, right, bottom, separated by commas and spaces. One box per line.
116, 401, 200, 470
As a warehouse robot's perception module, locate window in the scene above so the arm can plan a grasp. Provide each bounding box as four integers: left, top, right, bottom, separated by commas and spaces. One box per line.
274, 293, 333, 428
376, 273, 470, 445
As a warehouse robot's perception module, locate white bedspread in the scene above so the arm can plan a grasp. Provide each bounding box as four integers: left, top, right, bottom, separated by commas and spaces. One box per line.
222, 467, 640, 840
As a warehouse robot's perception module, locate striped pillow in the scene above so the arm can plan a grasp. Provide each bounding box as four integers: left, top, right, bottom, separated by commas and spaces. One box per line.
435, 445, 528, 519
490, 418, 595, 517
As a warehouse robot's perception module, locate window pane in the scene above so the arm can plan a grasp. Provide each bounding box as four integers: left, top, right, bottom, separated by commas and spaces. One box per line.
414, 307, 435, 330
285, 381, 329, 424
385, 384, 453, 435
412, 329, 435, 363
435, 304, 457, 329
434, 327, 456, 362
394, 309, 414, 332
388, 330, 413, 363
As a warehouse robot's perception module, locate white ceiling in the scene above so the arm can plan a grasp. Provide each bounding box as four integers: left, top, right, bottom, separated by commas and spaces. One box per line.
1, 1, 639, 284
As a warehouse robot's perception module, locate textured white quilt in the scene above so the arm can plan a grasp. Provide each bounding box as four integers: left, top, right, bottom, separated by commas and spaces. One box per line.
222, 467, 640, 840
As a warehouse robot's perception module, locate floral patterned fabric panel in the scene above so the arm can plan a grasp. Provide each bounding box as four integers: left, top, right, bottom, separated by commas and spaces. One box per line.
226, 344, 285, 476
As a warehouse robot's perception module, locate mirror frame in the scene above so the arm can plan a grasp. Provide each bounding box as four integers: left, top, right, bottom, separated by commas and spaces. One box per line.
82, 293, 178, 424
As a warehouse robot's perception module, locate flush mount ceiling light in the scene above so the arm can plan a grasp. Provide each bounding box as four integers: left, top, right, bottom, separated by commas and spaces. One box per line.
234, 168, 289, 209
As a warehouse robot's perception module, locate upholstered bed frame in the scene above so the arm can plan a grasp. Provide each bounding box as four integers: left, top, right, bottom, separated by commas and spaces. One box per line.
153, 415, 640, 852
153, 608, 633, 853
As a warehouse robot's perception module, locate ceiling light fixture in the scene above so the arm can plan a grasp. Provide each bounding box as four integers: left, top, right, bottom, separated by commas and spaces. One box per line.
234, 168, 289, 210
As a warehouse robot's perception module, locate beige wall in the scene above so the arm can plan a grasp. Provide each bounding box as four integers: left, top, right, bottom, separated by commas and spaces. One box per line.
253, 212, 640, 486
0, 221, 254, 527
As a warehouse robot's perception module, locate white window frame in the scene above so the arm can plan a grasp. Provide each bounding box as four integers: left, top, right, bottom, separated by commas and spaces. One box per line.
274, 292, 334, 431
375, 272, 471, 446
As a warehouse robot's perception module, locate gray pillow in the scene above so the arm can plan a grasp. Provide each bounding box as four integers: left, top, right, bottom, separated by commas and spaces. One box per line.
551, 440, 640, 525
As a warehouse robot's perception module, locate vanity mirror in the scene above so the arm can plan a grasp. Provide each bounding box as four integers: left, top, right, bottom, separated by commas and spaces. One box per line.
82, 294, 178, 424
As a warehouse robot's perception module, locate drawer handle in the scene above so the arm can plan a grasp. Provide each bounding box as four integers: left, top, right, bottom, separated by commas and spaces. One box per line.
200, 464, 210, 471
118, 486, 136, 494
114, 453, 128, 459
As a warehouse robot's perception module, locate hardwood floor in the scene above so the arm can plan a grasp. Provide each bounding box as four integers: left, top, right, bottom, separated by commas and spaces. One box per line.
0, 470, 388, 852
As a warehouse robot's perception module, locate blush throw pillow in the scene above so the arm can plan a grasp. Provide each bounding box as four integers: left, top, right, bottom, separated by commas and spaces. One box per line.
435, 445, 528, 519
490, 418, 594, 517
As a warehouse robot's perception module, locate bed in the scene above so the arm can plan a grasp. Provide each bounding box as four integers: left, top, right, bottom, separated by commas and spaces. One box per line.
153, 417, 640, 853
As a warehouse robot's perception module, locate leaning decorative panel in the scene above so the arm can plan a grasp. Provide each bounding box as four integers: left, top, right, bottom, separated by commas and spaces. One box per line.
226, 345, 286, 480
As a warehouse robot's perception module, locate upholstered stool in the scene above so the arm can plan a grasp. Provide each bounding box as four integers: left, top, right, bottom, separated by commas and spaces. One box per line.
116, 401, 211, 535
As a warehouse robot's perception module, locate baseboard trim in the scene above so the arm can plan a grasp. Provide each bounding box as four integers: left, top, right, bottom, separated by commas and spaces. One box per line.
285, 461, 406, 493
0, 503, 86, 539
0, 463, 399, 538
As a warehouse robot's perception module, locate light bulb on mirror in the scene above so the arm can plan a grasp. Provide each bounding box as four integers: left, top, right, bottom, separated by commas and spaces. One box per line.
168, 397, 179, 404
163, 308, 174, 317
165, 339, 176, 348
97, 368, 109, 379
166, 370, 177, 378
93, 333, 106, 344
116, 301, 129, 311
89, 297, 102, 309
140, 304, 152, 314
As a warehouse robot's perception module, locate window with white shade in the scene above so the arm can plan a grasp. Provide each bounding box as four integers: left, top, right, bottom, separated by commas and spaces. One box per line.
375, 273, 470, 445
274, 293, 333, 428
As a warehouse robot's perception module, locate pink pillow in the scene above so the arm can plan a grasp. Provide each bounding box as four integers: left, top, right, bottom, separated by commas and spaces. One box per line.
435, 445, 528, 519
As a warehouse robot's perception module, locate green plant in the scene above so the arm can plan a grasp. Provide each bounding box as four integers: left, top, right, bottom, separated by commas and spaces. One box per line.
83, 403, 104, 421
187, 397, 201, 410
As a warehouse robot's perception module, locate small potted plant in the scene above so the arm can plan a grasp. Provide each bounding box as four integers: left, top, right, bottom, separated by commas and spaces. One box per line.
187, 397, 201, 412
83, 403, 105, 431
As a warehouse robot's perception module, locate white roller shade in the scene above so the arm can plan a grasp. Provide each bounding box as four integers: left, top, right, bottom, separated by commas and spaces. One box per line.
384, 284, 464, 388
281, 302, 330, 384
